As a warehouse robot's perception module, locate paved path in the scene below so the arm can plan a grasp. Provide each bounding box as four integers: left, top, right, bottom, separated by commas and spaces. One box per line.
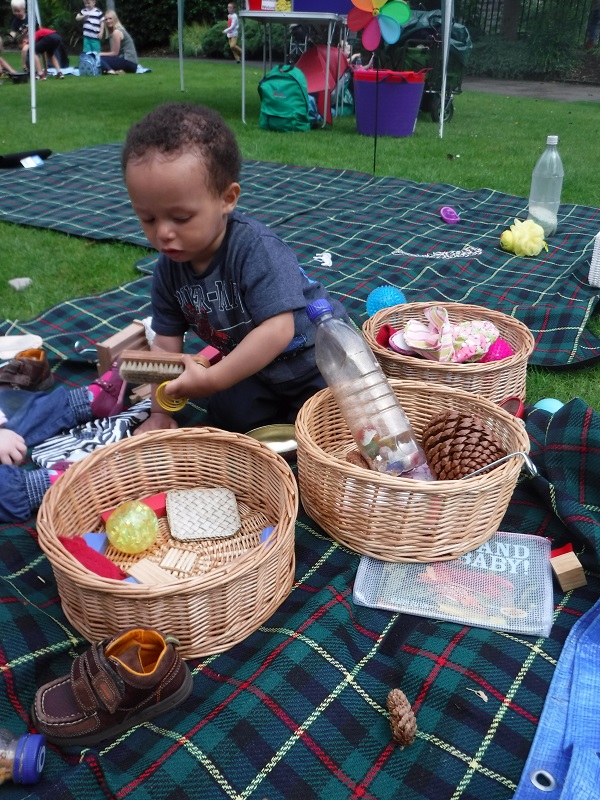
462, 77, 600, 102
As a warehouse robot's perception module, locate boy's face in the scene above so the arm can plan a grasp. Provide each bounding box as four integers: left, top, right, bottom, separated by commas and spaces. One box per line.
84, 0, 96, 8
228, 4, 235, 12
13, 7, 26, 19
126, 151, 240, 274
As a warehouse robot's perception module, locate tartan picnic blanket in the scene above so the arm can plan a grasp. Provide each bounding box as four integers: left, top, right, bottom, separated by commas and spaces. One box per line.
2, 143, 600, 367
1, 351, 600, 799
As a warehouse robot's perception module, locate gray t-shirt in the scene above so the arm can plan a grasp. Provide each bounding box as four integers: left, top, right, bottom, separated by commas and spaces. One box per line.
151, 209, 348, 384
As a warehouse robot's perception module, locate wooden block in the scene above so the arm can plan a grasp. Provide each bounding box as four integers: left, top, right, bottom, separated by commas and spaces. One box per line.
129, 383, 152, 405
127, 558, 176, 585
160, 548, 197, 574
550, 548, 587, 592
96, 321, 148, 376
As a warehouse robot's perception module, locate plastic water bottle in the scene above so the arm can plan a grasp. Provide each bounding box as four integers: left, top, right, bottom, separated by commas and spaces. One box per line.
306, 299, 433, 479
0, 728, 45, 785
527, 135, 564, 238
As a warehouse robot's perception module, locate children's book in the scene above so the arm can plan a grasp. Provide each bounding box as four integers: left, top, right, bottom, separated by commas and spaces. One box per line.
353, 531, 553, 637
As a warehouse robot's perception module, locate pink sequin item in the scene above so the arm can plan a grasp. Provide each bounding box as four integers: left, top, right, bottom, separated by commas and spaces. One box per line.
479, 337, 514, 363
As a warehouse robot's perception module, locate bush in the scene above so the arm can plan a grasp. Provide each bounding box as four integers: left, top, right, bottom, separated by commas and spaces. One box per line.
201, 19, 286, 60
114, 0, 219, 50
169, 22, 208, 57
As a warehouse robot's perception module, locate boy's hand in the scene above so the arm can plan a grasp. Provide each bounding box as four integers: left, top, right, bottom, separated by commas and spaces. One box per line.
133, 411, 178, 437
164, 355, 214, 399
0, 429, 27, 465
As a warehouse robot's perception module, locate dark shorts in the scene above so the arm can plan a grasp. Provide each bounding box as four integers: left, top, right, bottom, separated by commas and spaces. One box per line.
35, 32, 61, 57
205, 366, 326, 433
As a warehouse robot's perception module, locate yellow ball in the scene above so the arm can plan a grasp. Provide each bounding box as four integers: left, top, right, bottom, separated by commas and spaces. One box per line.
106, 500, 159, 555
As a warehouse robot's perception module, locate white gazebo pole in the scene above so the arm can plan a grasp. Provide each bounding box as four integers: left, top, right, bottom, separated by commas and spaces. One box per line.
28, 0, 36, 123
438, 0, 452, 139
178, 0, 185, 92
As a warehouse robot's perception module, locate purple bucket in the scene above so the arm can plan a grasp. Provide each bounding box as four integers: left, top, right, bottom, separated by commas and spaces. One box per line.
354, 70, 425, 138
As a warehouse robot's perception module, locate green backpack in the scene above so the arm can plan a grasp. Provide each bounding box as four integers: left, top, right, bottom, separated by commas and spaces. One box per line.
258, 65, 311, 132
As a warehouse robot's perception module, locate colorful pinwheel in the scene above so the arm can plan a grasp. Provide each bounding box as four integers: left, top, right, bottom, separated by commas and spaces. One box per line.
348, 0, 411, 51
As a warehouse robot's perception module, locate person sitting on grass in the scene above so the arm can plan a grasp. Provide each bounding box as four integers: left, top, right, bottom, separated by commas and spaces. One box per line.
122, 102, 348, 436
100, 10, 137, 74
0, 39, 18, 76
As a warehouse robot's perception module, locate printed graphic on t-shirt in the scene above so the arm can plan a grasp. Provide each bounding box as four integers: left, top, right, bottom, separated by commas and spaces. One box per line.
175, 281, 239, 353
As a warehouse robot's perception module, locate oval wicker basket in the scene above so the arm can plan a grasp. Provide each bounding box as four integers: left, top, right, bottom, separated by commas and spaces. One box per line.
295, 380, 530, 562
36, 427, 298, 659
362, 302, 535, 404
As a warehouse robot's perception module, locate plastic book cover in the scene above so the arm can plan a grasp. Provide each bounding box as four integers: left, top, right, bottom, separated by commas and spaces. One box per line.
353, 532, 553, 637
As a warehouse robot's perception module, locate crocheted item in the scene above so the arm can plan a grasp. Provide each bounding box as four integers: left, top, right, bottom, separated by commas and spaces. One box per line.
402, 306, 500, 363
387, 689, 417, 747
166, 487, 241, 541
421, 410, 507, 480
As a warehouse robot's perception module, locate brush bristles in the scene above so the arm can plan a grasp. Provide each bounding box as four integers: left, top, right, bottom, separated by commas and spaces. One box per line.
119, 359, 184, 385
117, 349, 210, 385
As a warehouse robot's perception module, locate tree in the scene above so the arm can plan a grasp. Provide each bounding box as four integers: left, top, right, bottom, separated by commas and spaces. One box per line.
501, 0, 521, 40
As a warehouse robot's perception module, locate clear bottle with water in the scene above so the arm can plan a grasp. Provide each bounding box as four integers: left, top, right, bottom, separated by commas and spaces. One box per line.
306, 299, 433, 479
0, 727, 45, 785
527, 134, 564, 238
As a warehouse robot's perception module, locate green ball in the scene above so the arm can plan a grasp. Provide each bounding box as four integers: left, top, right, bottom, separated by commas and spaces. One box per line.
106, 500, 159, 555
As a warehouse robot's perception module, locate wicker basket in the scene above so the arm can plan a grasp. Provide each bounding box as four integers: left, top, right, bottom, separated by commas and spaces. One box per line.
37, 427, 297, 659
362, 302, 535, 404
295, 380, 530, 562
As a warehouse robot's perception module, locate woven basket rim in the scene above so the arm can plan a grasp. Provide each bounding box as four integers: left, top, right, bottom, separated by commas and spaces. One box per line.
362, 301, 535, 374
294, 379, 530, 492
37, 426, 297, 593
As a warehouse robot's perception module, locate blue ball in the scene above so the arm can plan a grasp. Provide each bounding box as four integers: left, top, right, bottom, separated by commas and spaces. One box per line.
533, 398, 564, 414
366, 286, 406, 317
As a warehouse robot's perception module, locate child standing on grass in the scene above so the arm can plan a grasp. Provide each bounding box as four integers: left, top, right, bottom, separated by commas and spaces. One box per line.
76, 0, 105, 54
122, 102, 348, 435
223, 3, 242, 63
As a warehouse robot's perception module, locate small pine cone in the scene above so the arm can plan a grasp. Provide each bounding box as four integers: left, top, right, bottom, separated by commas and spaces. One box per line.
421, 410, 506, 480
346, 449, 371, 470
387, 688, 417, 747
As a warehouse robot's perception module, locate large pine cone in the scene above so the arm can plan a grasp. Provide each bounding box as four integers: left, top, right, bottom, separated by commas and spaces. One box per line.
387, 689, 417, 747
421, 410, 507, 480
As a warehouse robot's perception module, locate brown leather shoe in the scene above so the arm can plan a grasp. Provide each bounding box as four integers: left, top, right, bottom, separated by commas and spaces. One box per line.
32, 628, 193, 747
0, 348, 53, 391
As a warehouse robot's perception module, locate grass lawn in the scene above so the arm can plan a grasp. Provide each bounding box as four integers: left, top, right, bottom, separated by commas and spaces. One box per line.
1, 55, 600, 409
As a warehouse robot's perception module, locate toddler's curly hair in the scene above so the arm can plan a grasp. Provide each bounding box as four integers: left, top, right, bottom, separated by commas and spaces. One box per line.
122, 103, 242, 197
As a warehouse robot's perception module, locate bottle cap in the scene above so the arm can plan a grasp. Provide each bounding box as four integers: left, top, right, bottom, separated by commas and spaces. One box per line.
306, 299, 332, 322
13, 733, 46, 784
546, 135, 559, 145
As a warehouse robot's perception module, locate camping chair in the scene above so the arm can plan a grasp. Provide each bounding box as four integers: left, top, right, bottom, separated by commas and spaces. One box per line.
296, 44, 349, 125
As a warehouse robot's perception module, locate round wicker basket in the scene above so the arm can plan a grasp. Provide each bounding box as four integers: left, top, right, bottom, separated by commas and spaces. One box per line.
37, 427, 297, 659
362, 302, 535, 403
295, 380, 530, 562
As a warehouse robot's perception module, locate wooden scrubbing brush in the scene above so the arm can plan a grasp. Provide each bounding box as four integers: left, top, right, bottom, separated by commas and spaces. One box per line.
118, 350, 211, 385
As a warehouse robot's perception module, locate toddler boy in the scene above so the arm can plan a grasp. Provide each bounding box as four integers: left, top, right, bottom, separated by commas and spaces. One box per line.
122, 102, 347, 435
76, 0, 105, 54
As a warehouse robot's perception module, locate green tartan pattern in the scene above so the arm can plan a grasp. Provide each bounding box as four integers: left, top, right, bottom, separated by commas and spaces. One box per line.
0, 357, 599, 799
1, 144, 600, 367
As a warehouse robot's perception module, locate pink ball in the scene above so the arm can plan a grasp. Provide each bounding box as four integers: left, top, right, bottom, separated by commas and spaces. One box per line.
480, 337, 514, 363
